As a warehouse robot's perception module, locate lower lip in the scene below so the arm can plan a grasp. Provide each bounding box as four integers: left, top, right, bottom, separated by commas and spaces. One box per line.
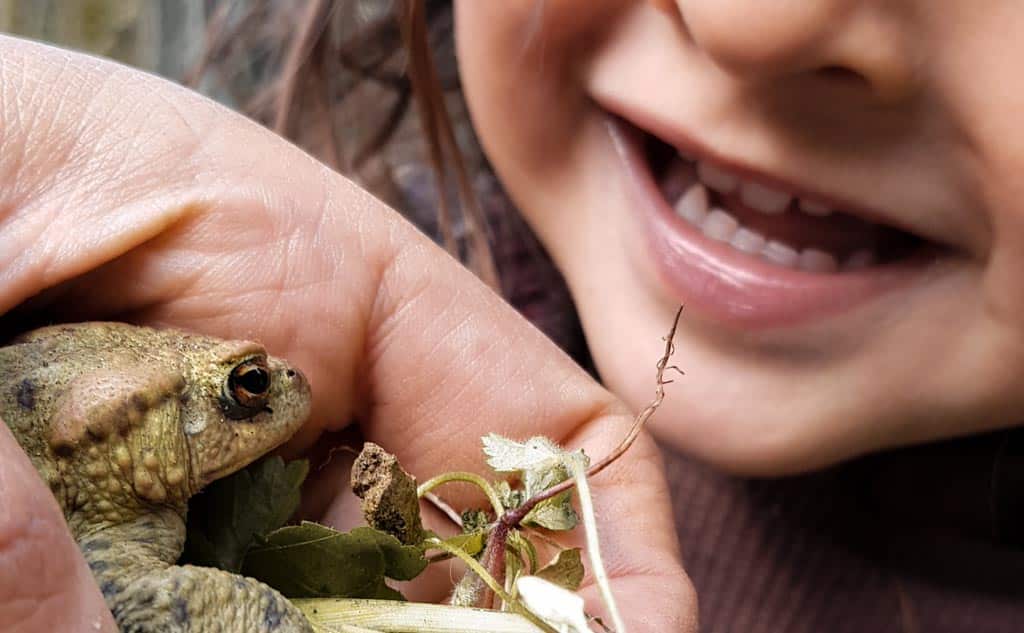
607, 118, 933, 330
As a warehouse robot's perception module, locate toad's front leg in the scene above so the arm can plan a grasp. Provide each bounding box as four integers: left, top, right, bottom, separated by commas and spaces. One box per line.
78, 510, 311, 633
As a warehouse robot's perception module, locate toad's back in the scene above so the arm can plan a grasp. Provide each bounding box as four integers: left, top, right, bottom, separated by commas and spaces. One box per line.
0, 322, 314, 632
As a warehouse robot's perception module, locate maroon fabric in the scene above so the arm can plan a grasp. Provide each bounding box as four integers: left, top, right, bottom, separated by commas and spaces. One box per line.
665, 431, 1024, 632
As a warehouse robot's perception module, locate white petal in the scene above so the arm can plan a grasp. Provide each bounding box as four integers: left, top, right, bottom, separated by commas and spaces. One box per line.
516, 576, 592, 633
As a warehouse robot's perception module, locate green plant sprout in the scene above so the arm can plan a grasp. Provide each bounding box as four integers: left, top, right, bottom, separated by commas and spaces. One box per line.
183, 307, 684, 633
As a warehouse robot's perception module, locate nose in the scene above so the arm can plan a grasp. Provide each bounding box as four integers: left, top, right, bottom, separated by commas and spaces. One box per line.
669, 0, 917, 101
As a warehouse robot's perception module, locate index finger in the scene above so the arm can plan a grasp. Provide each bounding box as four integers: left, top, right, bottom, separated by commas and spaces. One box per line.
0, 37, 697, 631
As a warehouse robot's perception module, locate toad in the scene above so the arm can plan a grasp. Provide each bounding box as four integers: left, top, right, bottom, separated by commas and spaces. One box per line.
0, 323, 313, 632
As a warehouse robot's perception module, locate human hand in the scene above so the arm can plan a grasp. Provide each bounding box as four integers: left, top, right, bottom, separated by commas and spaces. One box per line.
0, 36, 696, 632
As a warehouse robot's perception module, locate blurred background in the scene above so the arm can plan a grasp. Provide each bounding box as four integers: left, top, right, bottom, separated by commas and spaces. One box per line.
0, 0, 453, 208
0, 1, 206, 82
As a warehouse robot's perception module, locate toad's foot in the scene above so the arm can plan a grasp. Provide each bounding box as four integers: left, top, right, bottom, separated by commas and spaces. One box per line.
106, 564, 312, 633
80, 511, 311, 633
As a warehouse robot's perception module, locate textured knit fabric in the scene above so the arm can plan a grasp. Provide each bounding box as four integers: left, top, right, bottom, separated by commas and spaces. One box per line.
665, 431, 1024, 633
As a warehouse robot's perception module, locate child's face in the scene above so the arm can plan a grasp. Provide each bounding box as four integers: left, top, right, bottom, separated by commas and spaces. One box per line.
454, 2, 1024, 474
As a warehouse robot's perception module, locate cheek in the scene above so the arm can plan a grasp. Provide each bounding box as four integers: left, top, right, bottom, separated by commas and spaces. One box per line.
453, 3, 626, 165
453, 0, 625, 245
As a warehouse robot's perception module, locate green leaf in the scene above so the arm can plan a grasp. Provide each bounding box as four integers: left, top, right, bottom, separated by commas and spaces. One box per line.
482, 435, 590, 500
241, 522, 428, 600
182, 457, 308, 571
440, 531, 486, 558
534, 548, 584, 591
524, 490, 579, 531
506, 530, 537, 580
483, 435, 588, 531
493, 481, 524, 513
482, 434, 566, 474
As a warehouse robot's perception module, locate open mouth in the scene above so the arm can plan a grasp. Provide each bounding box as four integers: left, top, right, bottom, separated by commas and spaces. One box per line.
607, 115, 946, 328
645, 135, 924, 274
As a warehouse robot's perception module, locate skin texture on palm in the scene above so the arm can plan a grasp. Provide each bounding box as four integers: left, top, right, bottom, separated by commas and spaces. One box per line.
0, 35, 696, 633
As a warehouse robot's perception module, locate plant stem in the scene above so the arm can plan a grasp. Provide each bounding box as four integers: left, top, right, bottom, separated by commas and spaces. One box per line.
424, 538, 559, 633
502, 306, 684, 529
479, 521, 510, 609
417, 471, 505, 517
293, 598, 546, 632
570, 458, 625, 633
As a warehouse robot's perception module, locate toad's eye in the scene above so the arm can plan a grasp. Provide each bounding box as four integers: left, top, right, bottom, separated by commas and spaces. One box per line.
221, 358, 271, 419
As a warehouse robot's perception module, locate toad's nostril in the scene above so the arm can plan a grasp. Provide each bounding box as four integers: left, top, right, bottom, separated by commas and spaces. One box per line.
286, 369, 296, 378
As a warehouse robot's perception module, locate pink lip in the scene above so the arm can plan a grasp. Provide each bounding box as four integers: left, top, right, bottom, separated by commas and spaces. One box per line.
607, 118, 937, 329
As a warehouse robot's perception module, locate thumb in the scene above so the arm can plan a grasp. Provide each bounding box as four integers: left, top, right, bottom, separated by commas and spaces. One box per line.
0, 419, 116, 632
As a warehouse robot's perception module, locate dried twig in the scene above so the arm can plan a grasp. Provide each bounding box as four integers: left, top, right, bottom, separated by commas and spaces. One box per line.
502, 306, 684, 526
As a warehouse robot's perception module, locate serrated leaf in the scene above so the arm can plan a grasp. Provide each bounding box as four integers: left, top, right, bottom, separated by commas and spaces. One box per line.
483, 434, 566, 473
534, 548, 584, 591
482, 437, 588, 532
241, 522, 427, 600
182, 457, 309, 571
483, 435, 589, 496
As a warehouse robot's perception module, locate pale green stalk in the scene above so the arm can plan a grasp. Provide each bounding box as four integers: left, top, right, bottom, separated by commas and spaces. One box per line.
417, 472, 505, 517
294, 598, 543, 633
424, 538, 559, 633
570, 459, 626, 633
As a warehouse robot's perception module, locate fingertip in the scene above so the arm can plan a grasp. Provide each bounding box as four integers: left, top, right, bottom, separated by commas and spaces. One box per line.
579, 570, 699, 633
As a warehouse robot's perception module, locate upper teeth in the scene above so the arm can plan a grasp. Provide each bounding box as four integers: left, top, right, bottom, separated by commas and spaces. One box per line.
696, 162, 739, 194
695, 159, 834, 218
672, 180, 867, 273
740, 181, 791, 215
799, 198, 834, 216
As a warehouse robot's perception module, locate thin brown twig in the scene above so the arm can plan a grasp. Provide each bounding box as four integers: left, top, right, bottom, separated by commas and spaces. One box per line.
502, 305, 684, 527
473, 306, 684, 612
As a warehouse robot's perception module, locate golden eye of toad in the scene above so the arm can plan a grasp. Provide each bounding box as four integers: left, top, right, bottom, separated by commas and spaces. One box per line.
228, 359, 270, 408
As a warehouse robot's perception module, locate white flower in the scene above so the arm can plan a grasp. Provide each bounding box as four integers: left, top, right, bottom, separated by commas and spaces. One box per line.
516, 576, 592, 633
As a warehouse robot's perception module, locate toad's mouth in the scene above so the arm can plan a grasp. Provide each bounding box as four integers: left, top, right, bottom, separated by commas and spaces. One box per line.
644, 133, 924, 273
607, 115, 952, 329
